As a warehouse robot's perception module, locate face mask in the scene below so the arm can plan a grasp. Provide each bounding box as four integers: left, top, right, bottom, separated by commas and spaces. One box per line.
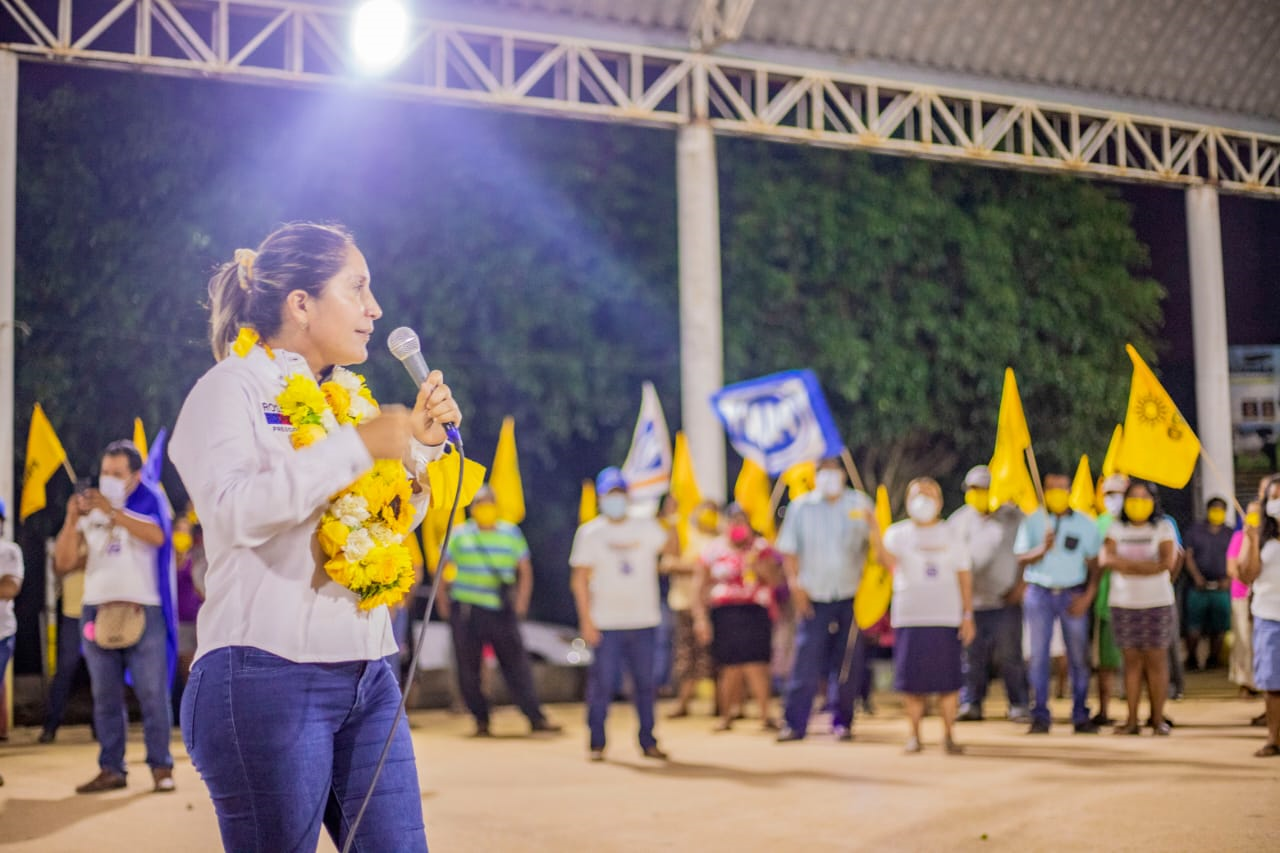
816, 469, 844, 498
1206, 507, 1226, 526
1103, 494, 1124, 517
172, 530, 193, 555
697, 510, 720, 532
98, 475, 128, 508
1267, 499, 1280, 521
1125, 497, 1154, 523
907, 494, 940, 524
1247, 511, 1262, 528
600, 494, 629, 521
471, 504, 500, 527
965, 488, 989, 513
1044, 488, 1070, 515
728, 523, 753, 547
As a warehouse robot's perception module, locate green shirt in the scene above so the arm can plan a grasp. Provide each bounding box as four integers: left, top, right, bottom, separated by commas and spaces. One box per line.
446, 520, 529, 610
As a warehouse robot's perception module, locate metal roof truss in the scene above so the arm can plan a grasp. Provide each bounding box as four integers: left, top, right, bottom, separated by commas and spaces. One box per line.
1, 0, 1277, 197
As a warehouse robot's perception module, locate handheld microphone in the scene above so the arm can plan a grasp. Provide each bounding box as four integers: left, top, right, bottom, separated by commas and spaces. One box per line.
386, 326, 462, 446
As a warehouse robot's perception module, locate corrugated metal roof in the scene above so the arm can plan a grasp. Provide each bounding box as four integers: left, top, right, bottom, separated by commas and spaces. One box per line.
451, 0, 1280, 127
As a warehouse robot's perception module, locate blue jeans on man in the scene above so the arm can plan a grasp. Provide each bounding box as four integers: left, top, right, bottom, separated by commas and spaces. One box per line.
80, 603, 173, 776
961, 605, 1029, 717
1024, 585, 1091, 727
782, 598, 867, 736
183, 647, 427, 852
586, 627, 657, 752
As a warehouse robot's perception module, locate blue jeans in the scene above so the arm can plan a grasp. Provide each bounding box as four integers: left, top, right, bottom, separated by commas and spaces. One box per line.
44, 614, 85, 733
783, 598, 866, 735
961, 605, 1029, 713
0, 633, 14, 691
654, 599, 674, 690
1024, 585, 1091, 726
80, 604, 173, 775
586, 628, 657, 752
182, 647, 427, 853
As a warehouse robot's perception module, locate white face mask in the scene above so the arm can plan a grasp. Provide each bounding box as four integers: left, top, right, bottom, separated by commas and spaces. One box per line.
1103, 494, 1125, 517
98, 475, 128, 508
816, 469, 844, 498
907, 494, 940, 524
1267, 498, 1280, 521
600, 493, 629, 521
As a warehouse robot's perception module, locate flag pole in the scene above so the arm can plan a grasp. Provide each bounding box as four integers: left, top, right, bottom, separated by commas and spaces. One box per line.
60, 457, 77, 483
839, 447, 868, 494
1197, 449, 1247, 520
768, 476, 787, 516
1024, 445, 1047, 506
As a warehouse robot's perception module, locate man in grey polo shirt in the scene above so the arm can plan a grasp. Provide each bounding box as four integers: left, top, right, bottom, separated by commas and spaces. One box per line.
775, 457, 877, 742
949, 465, 1030, 723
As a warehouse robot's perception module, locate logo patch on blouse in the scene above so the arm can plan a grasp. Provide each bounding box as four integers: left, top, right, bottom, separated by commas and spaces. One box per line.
262, 402, 294, 432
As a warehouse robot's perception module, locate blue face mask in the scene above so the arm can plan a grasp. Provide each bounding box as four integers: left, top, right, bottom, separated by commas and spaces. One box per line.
600, 493, 629, 520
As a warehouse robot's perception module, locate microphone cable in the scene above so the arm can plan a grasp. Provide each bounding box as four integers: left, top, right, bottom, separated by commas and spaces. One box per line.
342, 434, 466, 853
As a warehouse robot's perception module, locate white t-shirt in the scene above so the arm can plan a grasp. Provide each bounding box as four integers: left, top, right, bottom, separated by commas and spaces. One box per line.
170, 346, 439, 664
1106, 518, 1176, 609
79, 509, 161, 607
0, 540, 24, 640
570, 516, 667, 630
885, 520, 971, 628
1252, 539, 1280, 622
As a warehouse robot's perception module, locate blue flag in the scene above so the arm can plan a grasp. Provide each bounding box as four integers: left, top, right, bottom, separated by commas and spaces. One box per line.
710, 370, 844, 476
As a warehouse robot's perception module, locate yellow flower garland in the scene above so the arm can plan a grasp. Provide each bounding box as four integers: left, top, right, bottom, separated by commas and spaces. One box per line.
233, 326, 416, 610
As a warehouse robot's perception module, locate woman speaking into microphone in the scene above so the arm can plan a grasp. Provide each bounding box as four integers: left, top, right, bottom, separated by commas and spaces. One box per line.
170, 222, 460, 852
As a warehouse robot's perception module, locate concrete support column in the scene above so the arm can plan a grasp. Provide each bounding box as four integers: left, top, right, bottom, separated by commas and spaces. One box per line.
0, 52, 16, 531
1185, 185, 1235, 512
676, 120, 726, 501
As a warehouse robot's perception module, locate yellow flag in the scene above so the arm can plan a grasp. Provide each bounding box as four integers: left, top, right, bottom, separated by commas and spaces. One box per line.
578, 480, 597, 525
781, 461, 815, 500
854, 484, 894, 629
490, 416, 526, 524
988, 368, 1038, 513
1069, 455, 1097, 517
733, 458, 775, 540
1101, 424, 1123, 476
1114, 344, 1201, 488
20, 404, 70, 521
670, 431, 703, 550
421, 453, 487, 580
133, 417, 149, 463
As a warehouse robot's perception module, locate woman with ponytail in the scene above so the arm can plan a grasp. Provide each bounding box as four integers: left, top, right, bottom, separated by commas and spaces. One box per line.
170, 223, 461, 851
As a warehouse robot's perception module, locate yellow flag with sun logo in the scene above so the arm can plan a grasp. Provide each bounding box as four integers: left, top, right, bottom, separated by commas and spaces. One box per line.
1114, 344, 1200, 488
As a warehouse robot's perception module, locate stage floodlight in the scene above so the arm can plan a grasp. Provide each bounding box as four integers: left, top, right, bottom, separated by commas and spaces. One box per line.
351, 0, 411, 75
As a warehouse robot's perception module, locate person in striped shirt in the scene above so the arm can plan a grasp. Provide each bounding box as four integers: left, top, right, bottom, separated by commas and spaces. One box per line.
439, 486, 561, 737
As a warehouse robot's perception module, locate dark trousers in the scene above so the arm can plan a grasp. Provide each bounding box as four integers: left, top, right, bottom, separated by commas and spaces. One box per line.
44, 613, 85, 734
961, 605, 1029, 712
586, 627, 658, 752
449, 603, 546, 727
783, 598, 867, 735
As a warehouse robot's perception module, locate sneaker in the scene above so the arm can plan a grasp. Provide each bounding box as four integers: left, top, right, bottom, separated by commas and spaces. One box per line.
151, 767, 176, 793
1073, 721, 1101, 734
1027, 720, 1051, 735
1152, 722, 1172, 737
641, 745, 669, 760
588, 749, 605, 762
1007, 707, 1031, 724
832, 725, 853, 742
529, 720, 563, 735
1145, 716, 1174, 729
76, 770, 127, 794
775, 727, 804, 743
470, 725, 492, 738
956, 707, 984, 722
38, 729, 56, 744
904, 736, 922, 754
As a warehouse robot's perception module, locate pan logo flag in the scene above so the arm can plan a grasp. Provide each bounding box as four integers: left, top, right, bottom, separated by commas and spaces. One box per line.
710, 369, 843, 476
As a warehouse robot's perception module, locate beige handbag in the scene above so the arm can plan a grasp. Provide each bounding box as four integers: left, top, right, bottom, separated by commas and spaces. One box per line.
94, 602, 146, 649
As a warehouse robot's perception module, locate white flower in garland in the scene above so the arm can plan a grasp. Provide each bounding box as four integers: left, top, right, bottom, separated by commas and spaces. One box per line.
343, 527, 376, 563
332, 493, 371, 528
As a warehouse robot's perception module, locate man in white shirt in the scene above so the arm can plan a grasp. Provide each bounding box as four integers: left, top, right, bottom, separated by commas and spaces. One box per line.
570, 467, 678, 762
54, 441, 175, 795
0, 497, 25, 779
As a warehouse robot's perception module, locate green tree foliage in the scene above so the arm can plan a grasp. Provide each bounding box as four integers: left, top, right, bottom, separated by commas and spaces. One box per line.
719, 141, 1162, 507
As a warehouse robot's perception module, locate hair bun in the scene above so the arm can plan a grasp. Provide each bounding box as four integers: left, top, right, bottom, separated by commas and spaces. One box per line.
233, 248, 257, 292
